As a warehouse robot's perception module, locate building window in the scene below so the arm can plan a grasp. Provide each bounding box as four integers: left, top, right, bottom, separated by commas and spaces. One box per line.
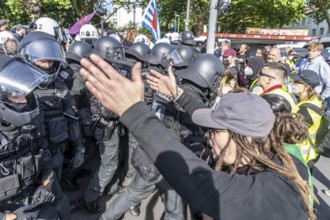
319, 28, 324, 36
113, 7, 118, 16
307, 17, 311, 24
312, 29, 316, 36
301, 18, 305, 25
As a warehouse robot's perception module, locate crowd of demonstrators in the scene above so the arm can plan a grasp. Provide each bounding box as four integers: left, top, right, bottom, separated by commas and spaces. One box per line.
80, 55, 316, 220
299, 43, 330, 102
0, 14, 329, 220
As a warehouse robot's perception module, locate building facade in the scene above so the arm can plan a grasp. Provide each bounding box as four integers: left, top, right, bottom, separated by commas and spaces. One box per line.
289, 9, 330, 37
107, 4, 144, 28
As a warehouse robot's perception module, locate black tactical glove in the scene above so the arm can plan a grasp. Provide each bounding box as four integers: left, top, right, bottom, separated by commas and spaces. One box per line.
31, 181, 55, 206
12, 205, 40, 220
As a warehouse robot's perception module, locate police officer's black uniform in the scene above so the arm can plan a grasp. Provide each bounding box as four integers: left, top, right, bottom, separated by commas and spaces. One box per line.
0, 56, 70, 220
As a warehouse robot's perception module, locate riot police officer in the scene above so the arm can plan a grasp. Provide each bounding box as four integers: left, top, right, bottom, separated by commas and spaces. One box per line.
61, 41, 97, 190
19, 31, 85, 185
0, 55, 70, 220
180, 30, 200, 56
79, 24, 99, 47
34, 17, 66, 47
74, 36, 125, 213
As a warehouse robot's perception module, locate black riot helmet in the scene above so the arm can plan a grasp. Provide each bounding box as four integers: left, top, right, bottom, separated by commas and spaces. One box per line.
168, 45, 195, 67
175, 54, 225, 89
144, 42, 176, 68
66, 41, 93, 63
19, 31, 66, 87
0, 55, 47, 126
180, 30, 196, 46
93, 36, 124, 62
125, 42, 151, 61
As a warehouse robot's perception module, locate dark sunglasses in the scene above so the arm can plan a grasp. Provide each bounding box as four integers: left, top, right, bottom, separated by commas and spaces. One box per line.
258, 72, 276, 79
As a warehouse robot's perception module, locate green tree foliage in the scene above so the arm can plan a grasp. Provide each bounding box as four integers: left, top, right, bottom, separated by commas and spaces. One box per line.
1, 0, 308, 35
218, 0, 306, 33
137, 0, 306, 35
308, 0, 330, 29
1, 0, 105, 27
3, 0, 30, 24
189, 0, 209, 35
157, 0, 187, 33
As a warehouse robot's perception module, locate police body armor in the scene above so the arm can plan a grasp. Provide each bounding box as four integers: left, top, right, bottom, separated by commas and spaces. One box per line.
34, 78, 72, 151
58, 67, 75, 91
89, 94, 118, 140
177, 83, 210, 160
0, 121, 43, 203
68, 62, 94, 138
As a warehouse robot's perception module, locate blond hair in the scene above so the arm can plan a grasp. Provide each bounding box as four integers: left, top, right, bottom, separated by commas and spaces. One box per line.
308, 42, 324, 52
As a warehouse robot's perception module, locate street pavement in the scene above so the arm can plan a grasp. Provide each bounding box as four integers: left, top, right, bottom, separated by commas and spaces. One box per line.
312, 156, 330, 220
66, 154, 330, 220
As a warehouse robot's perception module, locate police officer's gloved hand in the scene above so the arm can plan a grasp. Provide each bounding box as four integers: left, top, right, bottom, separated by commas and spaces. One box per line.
12, 205, 40, 220
31, 181, 55, 206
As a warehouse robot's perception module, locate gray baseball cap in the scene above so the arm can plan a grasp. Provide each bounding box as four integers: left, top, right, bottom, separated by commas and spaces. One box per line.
192, 93, 275, 138
289, 70, 321, 88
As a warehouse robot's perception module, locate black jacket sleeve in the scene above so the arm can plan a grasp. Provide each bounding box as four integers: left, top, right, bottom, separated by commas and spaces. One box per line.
176, 90, 206, 116
120, 102, 308, 220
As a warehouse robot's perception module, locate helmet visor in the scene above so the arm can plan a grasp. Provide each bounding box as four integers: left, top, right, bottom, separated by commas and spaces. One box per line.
0, 59, 48, 97
23, 39, 66, 63
54, 26, 64, 42
106, 47, 125, 61
169, 49, 186, 67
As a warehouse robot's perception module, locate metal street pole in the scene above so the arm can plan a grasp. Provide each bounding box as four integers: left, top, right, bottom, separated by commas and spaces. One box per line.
133, 3, 136, 24
185, 0, 190, 30
206, 0, 231, 54
206, 0, 218, 54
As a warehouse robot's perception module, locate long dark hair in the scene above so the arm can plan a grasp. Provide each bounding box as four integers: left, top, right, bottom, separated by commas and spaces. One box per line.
215, 124, 315, 220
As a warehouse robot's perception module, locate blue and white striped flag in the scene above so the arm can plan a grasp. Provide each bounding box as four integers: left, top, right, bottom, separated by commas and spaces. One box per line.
141, 0, 160, 42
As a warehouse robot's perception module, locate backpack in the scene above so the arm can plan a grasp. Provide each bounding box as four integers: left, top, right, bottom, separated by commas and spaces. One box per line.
299, 103, 330, 157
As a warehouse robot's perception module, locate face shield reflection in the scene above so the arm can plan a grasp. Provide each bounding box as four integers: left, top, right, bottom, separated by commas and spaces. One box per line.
106, 47, 124, 61
55, 26, 64, 42
169, 49, 185, 66
23, 39, 66, 63
0, 59, 48, 97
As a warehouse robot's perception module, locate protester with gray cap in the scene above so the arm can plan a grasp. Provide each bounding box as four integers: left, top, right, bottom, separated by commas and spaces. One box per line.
290, 70, 323, 169
79, 54, 316, 220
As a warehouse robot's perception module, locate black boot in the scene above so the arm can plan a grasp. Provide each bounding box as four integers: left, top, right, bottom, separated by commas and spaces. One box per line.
78, 168, 92, 178
85, 200, 102, 214
62, 175, 80, 190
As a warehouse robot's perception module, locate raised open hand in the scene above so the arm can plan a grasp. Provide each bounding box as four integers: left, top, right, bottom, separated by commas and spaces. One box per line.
80, 54, 145, 116
146, 65, 178, 98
